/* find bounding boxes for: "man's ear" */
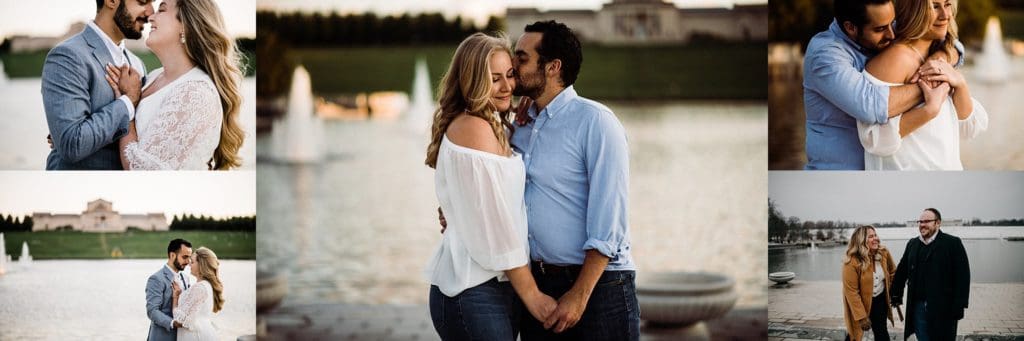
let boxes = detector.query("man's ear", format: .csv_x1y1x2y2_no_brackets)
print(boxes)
841,21,859,39
546,59,563,83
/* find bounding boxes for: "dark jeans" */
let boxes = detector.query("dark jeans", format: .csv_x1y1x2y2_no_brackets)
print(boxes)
520,267,640,341
869,291,890,341
914,300,930,341
429,278,522,341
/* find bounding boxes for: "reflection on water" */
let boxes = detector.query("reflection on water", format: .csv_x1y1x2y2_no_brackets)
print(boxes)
0,259,255,339
257,101,768,307
769,227,1024,282
0,78,258,170
769,57,1024,170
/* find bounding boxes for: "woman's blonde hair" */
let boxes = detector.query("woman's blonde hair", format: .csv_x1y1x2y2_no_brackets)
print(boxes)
177,0,245,170
894,0,959,57
192,247,225,313
425,32,515,168
843,225,877,271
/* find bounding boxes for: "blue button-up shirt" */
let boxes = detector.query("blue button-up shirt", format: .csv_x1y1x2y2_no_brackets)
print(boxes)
510,86,634,271
803,20,965,170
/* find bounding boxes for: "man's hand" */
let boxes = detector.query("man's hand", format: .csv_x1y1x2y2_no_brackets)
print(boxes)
919,79,950,116
543,286,590,333
173,320,183,328
437,207,446,234
514,97,534,126
859,317,871,331
47,134,54,149
105,63,142,107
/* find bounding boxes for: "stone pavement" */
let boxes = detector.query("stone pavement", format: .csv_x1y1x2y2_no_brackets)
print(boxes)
768,280,1024,340
261,303,767,340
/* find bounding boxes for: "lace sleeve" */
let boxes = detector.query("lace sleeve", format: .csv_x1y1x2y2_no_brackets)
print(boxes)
122,80,222,170
173,281,209,330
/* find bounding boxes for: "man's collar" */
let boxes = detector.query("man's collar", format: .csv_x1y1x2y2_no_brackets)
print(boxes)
534,85,577,119
919,230,939,245
165,263,179,274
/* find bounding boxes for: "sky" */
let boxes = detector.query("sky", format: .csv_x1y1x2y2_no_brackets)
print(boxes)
0,0,256,39
0,171,256,222
256,0,768,26
769,172,1024,223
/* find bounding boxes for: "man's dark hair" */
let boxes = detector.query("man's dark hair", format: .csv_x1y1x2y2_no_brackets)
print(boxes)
924,208,942,222
834,0,891,30
523,20,582,87
167,239,192,255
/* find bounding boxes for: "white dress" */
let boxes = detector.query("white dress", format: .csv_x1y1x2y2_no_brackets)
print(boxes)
174,280,218,341
857,71,988,170
123,67,223,170
425,135,530,297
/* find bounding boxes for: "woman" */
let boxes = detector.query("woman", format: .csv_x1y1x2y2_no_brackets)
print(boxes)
105,0,244,170
857,0,988,170
842,226,896,340
423,32,557,340
171,247,225,341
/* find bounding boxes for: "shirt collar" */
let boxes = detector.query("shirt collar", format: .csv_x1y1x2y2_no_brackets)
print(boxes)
828,19,876,58
532,85,578,119
87,21,127,59
165,263,179,274
919,230,938,245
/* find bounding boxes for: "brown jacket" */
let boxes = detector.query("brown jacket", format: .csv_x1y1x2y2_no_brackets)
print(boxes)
842,247,896,340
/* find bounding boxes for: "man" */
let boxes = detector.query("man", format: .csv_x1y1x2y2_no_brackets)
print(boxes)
42,0,152,170
510,21,638,340
891,208,970,341
803,0,963,170
146,238,194,341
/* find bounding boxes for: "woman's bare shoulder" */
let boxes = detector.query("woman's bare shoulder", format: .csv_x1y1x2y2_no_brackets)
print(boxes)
446,114,503,155
866,44,921,84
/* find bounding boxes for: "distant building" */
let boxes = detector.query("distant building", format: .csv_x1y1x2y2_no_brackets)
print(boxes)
904,219,965,228
32,199,168,232
505,0,767,45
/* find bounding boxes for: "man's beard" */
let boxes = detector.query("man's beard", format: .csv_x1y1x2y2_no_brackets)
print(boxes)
513,69,545,99
115,2,144,40
173,258,185,271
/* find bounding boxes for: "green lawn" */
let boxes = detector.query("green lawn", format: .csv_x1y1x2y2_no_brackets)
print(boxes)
1,231,255,260
287,43,768,100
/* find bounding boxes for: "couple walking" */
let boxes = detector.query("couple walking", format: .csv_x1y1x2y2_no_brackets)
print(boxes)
842,208,970,341
42,0,244,170
423,21,639,340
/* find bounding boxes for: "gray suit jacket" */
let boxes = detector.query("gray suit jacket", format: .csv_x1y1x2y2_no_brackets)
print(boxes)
41,25,146,170
146,265,177,341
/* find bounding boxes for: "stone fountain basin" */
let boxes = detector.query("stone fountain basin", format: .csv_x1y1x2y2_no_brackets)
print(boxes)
257,269,289,313
768,271,796,284
637,272,738,327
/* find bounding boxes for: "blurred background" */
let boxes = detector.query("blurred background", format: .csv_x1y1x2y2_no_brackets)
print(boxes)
255,0,769,338
0,0,257,170
0,171,256,339
768,0,1024,170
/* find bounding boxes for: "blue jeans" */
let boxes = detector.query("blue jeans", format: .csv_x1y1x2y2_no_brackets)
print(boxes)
521,268,640,341
429,278,521,341
913,301,929,341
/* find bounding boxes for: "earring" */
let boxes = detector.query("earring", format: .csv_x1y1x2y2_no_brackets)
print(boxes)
180,32,186,44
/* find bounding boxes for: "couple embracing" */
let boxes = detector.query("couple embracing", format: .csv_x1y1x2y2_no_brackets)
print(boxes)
423,21,639,340
805,0,989,171
42,0,244,170
147,239,227,341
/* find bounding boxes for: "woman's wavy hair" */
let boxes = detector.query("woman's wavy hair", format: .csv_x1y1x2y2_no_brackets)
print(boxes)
177,0,245,170
894,0,959,57
425,32,515,168
192,247,225,313
843,225,878,271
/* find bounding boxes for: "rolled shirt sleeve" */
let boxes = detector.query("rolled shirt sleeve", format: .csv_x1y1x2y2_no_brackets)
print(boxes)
582,108,631,260
804,43,890,125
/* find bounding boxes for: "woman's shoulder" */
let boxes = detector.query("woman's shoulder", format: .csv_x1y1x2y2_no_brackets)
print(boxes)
445,114,504,156
866,44,921,84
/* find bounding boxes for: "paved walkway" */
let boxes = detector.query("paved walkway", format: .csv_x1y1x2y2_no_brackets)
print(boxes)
768,280,1024,340
261,303,767,340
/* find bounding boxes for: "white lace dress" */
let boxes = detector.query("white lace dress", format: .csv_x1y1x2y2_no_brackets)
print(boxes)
857,71,988,170
123,67,223,170
174,280,217,341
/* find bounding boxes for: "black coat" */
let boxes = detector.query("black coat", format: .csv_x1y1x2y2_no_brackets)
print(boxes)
891,230,970,341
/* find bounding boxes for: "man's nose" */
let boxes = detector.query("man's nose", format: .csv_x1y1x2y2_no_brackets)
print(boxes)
884,26,895,40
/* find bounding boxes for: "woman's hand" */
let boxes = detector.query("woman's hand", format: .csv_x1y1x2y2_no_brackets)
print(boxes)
859,317,871,331
919,79,950,118
104,63,142,107
514,97,534,126
918,59,965,90
105,63,123,98
523,290,558,322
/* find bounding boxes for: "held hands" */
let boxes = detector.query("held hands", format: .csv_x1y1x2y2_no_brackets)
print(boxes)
105,63,142,107
859,317,871,331
544,287,589,333
917,59,965,90
437,207,446,234
918,78,951,118
523,290,558,323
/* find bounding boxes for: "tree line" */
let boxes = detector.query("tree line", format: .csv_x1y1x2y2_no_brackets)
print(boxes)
0,214,33,232
257,11,505,47
169,215,255,231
